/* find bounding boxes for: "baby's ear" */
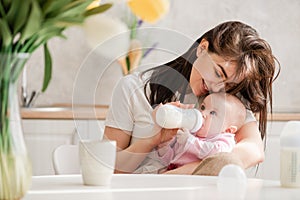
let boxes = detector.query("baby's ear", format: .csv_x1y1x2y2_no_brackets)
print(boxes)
225,126,237,134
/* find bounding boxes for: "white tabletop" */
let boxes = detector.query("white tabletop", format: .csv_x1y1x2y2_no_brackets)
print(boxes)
23,174,300,200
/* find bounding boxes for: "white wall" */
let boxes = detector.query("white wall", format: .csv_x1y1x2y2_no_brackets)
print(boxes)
24,0,300,112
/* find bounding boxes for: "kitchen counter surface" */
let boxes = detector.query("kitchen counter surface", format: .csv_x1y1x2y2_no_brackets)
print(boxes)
21,105,300,121
268,112,300,121
21,105,108,120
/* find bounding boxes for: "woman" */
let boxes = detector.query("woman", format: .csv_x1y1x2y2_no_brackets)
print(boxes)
104,21,280,174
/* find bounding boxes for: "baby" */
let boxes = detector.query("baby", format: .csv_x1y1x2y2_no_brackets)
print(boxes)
134,92,246,173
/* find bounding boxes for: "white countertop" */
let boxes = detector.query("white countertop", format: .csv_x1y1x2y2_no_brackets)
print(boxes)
23,174,300,200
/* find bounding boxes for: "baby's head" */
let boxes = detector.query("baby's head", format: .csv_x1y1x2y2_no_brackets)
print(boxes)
195,92,246,138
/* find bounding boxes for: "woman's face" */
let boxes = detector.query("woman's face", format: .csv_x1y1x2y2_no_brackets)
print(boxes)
190,47,240,97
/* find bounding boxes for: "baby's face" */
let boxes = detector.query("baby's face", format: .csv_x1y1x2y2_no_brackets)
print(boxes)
194,94,229,138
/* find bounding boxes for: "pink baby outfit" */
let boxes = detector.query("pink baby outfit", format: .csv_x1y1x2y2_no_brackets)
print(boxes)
133,128,236,173
157,128,236,169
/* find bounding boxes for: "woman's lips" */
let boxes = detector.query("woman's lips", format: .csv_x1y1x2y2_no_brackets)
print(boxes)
202,80,209,93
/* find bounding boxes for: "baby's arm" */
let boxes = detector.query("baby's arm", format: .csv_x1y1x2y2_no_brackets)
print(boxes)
157,140,173,156
155,138,176,166
185,133,236,159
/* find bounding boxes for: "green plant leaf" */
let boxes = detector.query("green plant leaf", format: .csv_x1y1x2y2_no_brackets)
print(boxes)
30,27,65,52
41,43,52,92
84,3,113,17
42,0,73,16
0,0,7,18
0,19,12,49
58,0,91,18
0,0,11,11
1,0,112,92
20,0,42,42
43,16,85,28
7,0,31,34
55,17,85,27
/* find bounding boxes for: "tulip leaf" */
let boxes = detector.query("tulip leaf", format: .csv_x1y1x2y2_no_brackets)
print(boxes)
43,0,74,16
0,19,12,48
42,43,52,92
1,0,10,10
58,0,91,18
55,17,85,27
20,0,42,42
44,16,85,28
84,3,113,17
7,0,31,34
30,27,65,51
0,0,112,92
0,3,5,18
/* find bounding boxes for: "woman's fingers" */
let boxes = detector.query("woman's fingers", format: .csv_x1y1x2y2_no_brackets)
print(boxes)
151,101,193,145
167,101,195,109
152,103,163,122
168,101,181,106
160,128,178,143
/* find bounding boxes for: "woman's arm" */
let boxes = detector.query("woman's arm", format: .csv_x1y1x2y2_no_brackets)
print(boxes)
232,121,264,168
104,126,178,173
104,126,156,173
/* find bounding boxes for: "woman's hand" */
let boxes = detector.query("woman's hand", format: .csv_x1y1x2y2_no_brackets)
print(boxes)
149,124,178,147
168,101,195,109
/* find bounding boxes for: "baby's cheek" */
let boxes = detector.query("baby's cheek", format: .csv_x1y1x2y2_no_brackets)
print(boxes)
195,129,208,138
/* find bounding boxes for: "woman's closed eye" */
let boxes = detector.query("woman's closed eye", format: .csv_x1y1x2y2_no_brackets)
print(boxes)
215,69,222,78
214,65,227,81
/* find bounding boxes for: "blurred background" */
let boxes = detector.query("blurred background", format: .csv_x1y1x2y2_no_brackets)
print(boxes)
23,0,300,113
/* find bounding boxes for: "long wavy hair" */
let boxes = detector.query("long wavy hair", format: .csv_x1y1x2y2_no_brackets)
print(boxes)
142,21,280,140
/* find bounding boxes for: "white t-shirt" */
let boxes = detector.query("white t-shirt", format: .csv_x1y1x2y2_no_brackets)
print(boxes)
105,72,155,144
105,71,256,144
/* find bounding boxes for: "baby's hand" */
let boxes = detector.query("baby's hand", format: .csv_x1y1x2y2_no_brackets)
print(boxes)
176,128,191,144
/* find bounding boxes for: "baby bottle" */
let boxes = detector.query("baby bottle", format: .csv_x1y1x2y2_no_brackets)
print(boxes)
155,104,203,132
280,121,300,187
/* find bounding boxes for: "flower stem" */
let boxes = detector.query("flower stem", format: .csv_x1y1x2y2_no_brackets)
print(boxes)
130,16,138,40
0,57,11,153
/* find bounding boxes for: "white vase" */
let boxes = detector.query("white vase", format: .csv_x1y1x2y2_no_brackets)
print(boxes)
0,53,32,200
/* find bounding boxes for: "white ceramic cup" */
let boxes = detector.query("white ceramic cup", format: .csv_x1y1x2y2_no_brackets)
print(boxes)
79,139,116,186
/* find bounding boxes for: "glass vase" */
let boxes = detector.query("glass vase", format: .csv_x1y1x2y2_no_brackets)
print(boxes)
0,53,32,200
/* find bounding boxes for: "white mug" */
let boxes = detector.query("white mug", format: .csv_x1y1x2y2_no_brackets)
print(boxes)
79,139,116,186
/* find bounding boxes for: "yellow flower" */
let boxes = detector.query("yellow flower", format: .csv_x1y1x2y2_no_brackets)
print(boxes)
127,0,170,23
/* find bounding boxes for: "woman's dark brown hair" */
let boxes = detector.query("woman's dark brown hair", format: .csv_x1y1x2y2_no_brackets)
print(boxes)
142,21,280,140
